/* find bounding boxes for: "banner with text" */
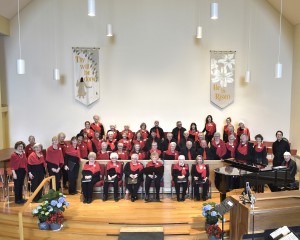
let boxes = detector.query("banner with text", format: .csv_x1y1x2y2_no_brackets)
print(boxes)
73,47,100,106
210,51,235,109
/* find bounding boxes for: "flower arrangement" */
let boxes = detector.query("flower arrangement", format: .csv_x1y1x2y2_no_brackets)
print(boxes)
202,202,222,225
207,224,222,239
46,212,64,224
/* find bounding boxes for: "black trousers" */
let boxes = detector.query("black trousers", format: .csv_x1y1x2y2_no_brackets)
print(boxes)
126,180,141,198
62,168,68,186
193,179,209,199
47,163,61,191
104,177,119,197
13,168,26,202
81,176,100,200
145,176,161,197
174,179,188,198
205,134,213,145
30,164,45,202
67,161,79,194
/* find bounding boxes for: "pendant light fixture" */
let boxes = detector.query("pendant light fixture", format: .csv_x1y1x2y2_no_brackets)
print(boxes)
106,24,113,37
53,0,60,81
196,0,202,39
211,2,218,20
17,0,25,74
245,2,252,83
275,0,283,79
88,0,96,17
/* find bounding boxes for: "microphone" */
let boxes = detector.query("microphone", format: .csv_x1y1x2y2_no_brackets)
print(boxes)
246,182,256,205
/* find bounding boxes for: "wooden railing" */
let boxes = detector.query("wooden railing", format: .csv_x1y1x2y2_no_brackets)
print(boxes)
18,176,56,240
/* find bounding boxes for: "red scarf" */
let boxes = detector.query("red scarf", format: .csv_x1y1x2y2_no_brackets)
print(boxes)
155,128,160,139
130,161,143,171
97,151,110,160
106,160,121,174
140,130,148,139
196,164,207,178
117,151,128,160
254,143,265,153
173,163,187,175
189,130,199,140
225,142,236,158
46,146,64,166
91,138,102,152
187,149,192,160
133,140,145,149
206,122,216,135
65,144,81,158
107,139,117,150
202,148,207,160
28,152,45,166
237,143,248,155
83,161,100,174
84,128,95,138
165,150,179,159
122,130,134,140
224,125,229,135
10,152,28,171
91,122,102,133
211,139,226,157
147,161,163,168
177,131,181,143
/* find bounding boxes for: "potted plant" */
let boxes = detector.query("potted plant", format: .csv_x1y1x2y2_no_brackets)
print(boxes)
202,202,222,231
207,224,222,240
46,211,64,231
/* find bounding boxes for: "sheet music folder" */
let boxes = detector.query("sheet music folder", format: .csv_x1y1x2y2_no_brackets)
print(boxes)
215,198,235,215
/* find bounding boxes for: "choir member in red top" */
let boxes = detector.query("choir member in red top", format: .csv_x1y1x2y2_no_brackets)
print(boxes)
191,155,209,201
46,136,64,190
164,142,179,160
90,115,105,139
103,152,123,202
77,133,89,159
253,134,268,165
144,152,164,202
202,115,216,145
172,155,190,201
58,132,68,188
91,131,102,153
118,132,132,152
235,134,254,164
81,152,101,204
132,132,146,150
25,135,35,158
189,123,200,142
224,134,237,159
115,143,129,160
172,121,186,145
210,132,227,160
64,137,81,195
150,120,165,141
121,125,134,140
81,121,95,140
162,133,176,151
106,124,120,140
180,141,197,160
28,143,46,202
82,132,93,153
196,140,214,160
149,142,162,159
138,122,150,140
227,125,238,145
106,131,118,151
11,141,27,204
124,153,144,202
237,120,250,143
223,117,232,143
97,142,111,160
130,143,146,160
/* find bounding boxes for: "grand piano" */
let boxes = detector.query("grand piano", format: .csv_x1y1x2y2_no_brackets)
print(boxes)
214,159,295,201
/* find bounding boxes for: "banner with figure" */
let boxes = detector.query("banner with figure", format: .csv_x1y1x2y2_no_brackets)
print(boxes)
210,51,236,109
73,47,100,106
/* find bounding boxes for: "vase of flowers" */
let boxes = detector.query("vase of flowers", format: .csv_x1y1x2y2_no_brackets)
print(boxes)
47,212,64,231
207,224,222,240
202,202,222,231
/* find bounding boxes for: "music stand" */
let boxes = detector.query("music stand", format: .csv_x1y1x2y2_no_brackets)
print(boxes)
215,198,235,240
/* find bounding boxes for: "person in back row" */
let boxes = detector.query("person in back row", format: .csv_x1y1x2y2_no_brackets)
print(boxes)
172,121,186,146
272,130,290,167
150,120,165,141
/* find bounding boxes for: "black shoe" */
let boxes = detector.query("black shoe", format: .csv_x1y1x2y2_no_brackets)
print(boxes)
87,198,92,204
144,195,150,202
181,196,185,202
114,197,119,202
196,196,200,201
177,197,180,202
15,200,23,204
20,199,27,204
202,196,208,201
131,196,135,202
83,198,87,203
134,195,138,200
103,195,108,202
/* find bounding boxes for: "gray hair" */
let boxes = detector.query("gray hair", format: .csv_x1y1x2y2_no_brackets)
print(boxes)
110,152,119,159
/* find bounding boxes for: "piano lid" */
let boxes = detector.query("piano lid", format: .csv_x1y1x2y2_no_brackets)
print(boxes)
214,166,250,176
223,159,273,172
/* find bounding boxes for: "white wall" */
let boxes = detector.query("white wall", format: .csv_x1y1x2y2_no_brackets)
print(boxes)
3,0,294,147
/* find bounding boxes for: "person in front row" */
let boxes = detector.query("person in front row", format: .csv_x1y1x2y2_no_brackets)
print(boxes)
103,152,122,202
191,155,209,201
282,152,298,188
172,155,189,202
81,152,100,204
144,152,164,202
124,154,144,202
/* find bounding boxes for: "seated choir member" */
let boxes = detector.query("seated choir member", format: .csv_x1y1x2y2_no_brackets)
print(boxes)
202,115,216,145
106,131,118,151
82,132,93,152
91,131,102,153
90,114,105,139
145,130,162,151
80,121,95,139
272,130,290,167
138,122,150,140
195,132,205,150
164,142,179,160
282,152,298,188
172,155,189,202
150,120,165,141
130,143,146,160
46,136,64,190
172,121,186,146
81,152,101,204
196,140,214,160
118,132,132,152
253,134,268,165
178,131,194,151
77,133,90,159
235,133,254,164
227,125,238,145
210,132,227,160
162,132,176,151
96,142,111,160
58,132,68,189
28,143,46,202
148,142,162,159
115,143,129,160
223,117,232,143
106,124,120,140
121,125,134,140
191,155,209,201
180,141,197,160
103,152,122,202
189,122,200,142
64,136,81,195
25,135,36,158
237,120,250,143
144,152,164,202
124,153,144,202
11,141,27,204
224,134,237,159
132,131,146,150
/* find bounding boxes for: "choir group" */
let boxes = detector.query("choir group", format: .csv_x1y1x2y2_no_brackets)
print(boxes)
10,114,296,205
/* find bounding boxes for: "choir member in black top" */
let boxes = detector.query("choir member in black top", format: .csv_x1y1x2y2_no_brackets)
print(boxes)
106,131,118,151
223,117,232,143
178,131,194,151
124,154,144,202
180,141,197,160
106,125,120,141
150,120,165,141
224,134,237,159
282,152,298,183
253,134,268,165
196,140,214,160
272,131,290,167
10,141,27,204
162,133,176,151
90,115,105,139
191,155,209,201
210,132,227,160
172,155,189,201
202,115,216,145
235,134,254,164
236,120,250,143
28,143,46,202
145,130,162,151
138,122,150,140
103,152,123,202
164,142,179,160
81,152,101,204
195,132,205,150
172,121,186,146
189,123,200,142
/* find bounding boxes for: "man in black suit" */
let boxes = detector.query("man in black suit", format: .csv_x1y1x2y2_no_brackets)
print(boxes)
180,141,197,160
172,121,186,146
150,120,165,141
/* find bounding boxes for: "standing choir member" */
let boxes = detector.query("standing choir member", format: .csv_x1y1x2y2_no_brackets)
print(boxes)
28,143,46,202
121,125,134,140
106,124,120,140
150,120,165,141
81,121,95,139
223,117,232,143
189,123,200,142
58,132,68,189
90,115,105,139
97,142,111,160
25,135,36,158
253,134,268,165
144,152,163,202
210,132,227,160
91,131,102,153
46,136,64,190
77,133,89,159
202,115,216,145
138,122,150,140
224,134,237,159
172,121,186,146
191,155,209,201
81,152,101,204
124,154,144,202
103,152,122,202
163,142,179,160
172,155,189,202
11,141,27,204
272,131,290,167
64,137,81,195
235,134,254,164
237,120,250,143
